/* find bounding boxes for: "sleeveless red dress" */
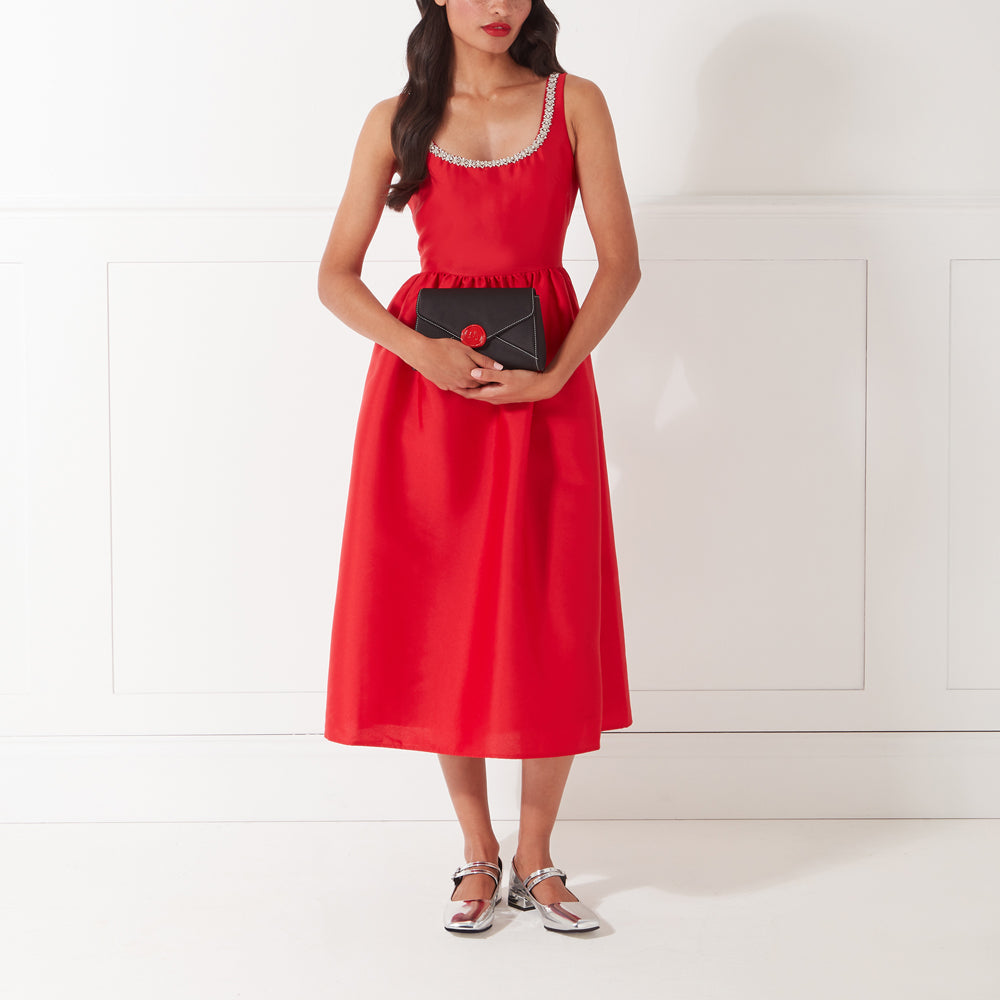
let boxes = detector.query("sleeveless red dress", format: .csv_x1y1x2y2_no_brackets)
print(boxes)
324,71,632,758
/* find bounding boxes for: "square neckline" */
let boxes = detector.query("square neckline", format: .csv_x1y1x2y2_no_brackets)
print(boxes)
428,72,559,169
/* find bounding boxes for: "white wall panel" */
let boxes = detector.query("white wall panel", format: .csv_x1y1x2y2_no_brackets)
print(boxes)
598,259,867,690
0,265,28,693
107,260,415,694
3,201,1000,741
948,259,1000,690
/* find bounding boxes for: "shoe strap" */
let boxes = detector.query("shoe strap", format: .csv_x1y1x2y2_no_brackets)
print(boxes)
451,859,502,889
523,866,567,894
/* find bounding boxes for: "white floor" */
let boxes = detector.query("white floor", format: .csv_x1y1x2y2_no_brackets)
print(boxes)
1,819,997,1000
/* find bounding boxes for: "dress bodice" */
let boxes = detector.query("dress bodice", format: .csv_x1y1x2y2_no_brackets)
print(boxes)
407,71,578,276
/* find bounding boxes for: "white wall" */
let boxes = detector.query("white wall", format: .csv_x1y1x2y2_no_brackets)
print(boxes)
3,1,1000,821
3,2,1000,203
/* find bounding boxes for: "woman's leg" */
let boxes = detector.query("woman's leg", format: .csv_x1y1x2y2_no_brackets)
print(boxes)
437,754,502,901
512,754,580,904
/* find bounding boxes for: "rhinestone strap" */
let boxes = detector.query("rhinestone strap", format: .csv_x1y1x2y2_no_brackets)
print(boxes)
429,72,559,168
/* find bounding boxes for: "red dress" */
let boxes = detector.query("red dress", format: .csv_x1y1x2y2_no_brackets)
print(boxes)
324,71,632,758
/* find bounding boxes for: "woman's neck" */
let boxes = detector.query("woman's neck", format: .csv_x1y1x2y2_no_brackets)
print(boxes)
448,43,535,99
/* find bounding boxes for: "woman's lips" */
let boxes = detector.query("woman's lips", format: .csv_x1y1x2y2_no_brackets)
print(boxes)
482,23,511,36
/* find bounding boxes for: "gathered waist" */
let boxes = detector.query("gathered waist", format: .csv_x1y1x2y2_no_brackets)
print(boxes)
417,262,568,278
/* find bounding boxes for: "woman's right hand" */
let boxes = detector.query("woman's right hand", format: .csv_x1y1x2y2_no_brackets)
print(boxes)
405,335,504,393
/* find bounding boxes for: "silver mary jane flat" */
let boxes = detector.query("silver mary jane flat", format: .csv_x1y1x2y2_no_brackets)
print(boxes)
443,857,503,932
507,859,600,932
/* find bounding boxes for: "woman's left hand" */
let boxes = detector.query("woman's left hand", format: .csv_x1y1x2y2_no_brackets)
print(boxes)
452,366,565,404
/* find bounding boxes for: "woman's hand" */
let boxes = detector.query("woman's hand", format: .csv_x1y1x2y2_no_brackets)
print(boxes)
405,336,565,403
453,365,565,404
405,336,505,393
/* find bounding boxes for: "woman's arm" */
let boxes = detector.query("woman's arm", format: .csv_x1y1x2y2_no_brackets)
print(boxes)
318,100,503,392
318,98,423,360
464,74,640,403
547,74,641,387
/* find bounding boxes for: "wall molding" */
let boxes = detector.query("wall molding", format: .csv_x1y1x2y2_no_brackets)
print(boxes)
3,193,1000,218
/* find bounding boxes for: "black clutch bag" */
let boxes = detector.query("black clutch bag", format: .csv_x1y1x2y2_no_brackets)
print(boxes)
414,287,546,372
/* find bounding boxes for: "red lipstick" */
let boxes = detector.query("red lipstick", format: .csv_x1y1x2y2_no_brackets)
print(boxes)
482,22,511,36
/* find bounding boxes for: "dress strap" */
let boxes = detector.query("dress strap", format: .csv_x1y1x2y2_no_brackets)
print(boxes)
554,71,572,157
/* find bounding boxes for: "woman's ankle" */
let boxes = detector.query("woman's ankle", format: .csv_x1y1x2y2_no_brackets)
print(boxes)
464,841,501,862
512,849,554,874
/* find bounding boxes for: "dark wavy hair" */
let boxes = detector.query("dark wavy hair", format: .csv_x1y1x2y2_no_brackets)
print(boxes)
386,0,565,211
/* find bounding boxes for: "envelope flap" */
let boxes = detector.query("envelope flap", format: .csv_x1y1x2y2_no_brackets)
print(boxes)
415,287,538,340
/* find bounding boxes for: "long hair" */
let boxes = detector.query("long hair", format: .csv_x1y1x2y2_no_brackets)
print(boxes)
386,0,565,212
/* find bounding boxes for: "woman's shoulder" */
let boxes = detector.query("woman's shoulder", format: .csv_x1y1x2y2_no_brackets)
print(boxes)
562,74,613,145
352,93,405,165
363,93,405,136
562,73,609,112
371,92,405,118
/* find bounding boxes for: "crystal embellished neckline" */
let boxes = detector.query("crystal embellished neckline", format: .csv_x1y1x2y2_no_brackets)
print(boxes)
428,72,559,169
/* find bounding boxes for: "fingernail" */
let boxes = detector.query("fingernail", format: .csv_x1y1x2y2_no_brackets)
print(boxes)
493,362,503,370
471,369,481,378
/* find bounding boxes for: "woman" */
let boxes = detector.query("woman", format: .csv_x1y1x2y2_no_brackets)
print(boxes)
319,0,640,933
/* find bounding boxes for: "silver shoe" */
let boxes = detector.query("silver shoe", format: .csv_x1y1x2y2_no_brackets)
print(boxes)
443,857,503,932
507,860,600,932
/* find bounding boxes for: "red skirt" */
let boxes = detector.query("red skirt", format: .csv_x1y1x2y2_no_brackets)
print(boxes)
324,265,632,758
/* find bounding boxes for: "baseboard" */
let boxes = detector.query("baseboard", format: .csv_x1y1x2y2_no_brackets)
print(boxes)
2,732,999,822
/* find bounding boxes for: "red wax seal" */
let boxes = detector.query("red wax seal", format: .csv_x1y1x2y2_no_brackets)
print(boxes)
460,324,487,348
